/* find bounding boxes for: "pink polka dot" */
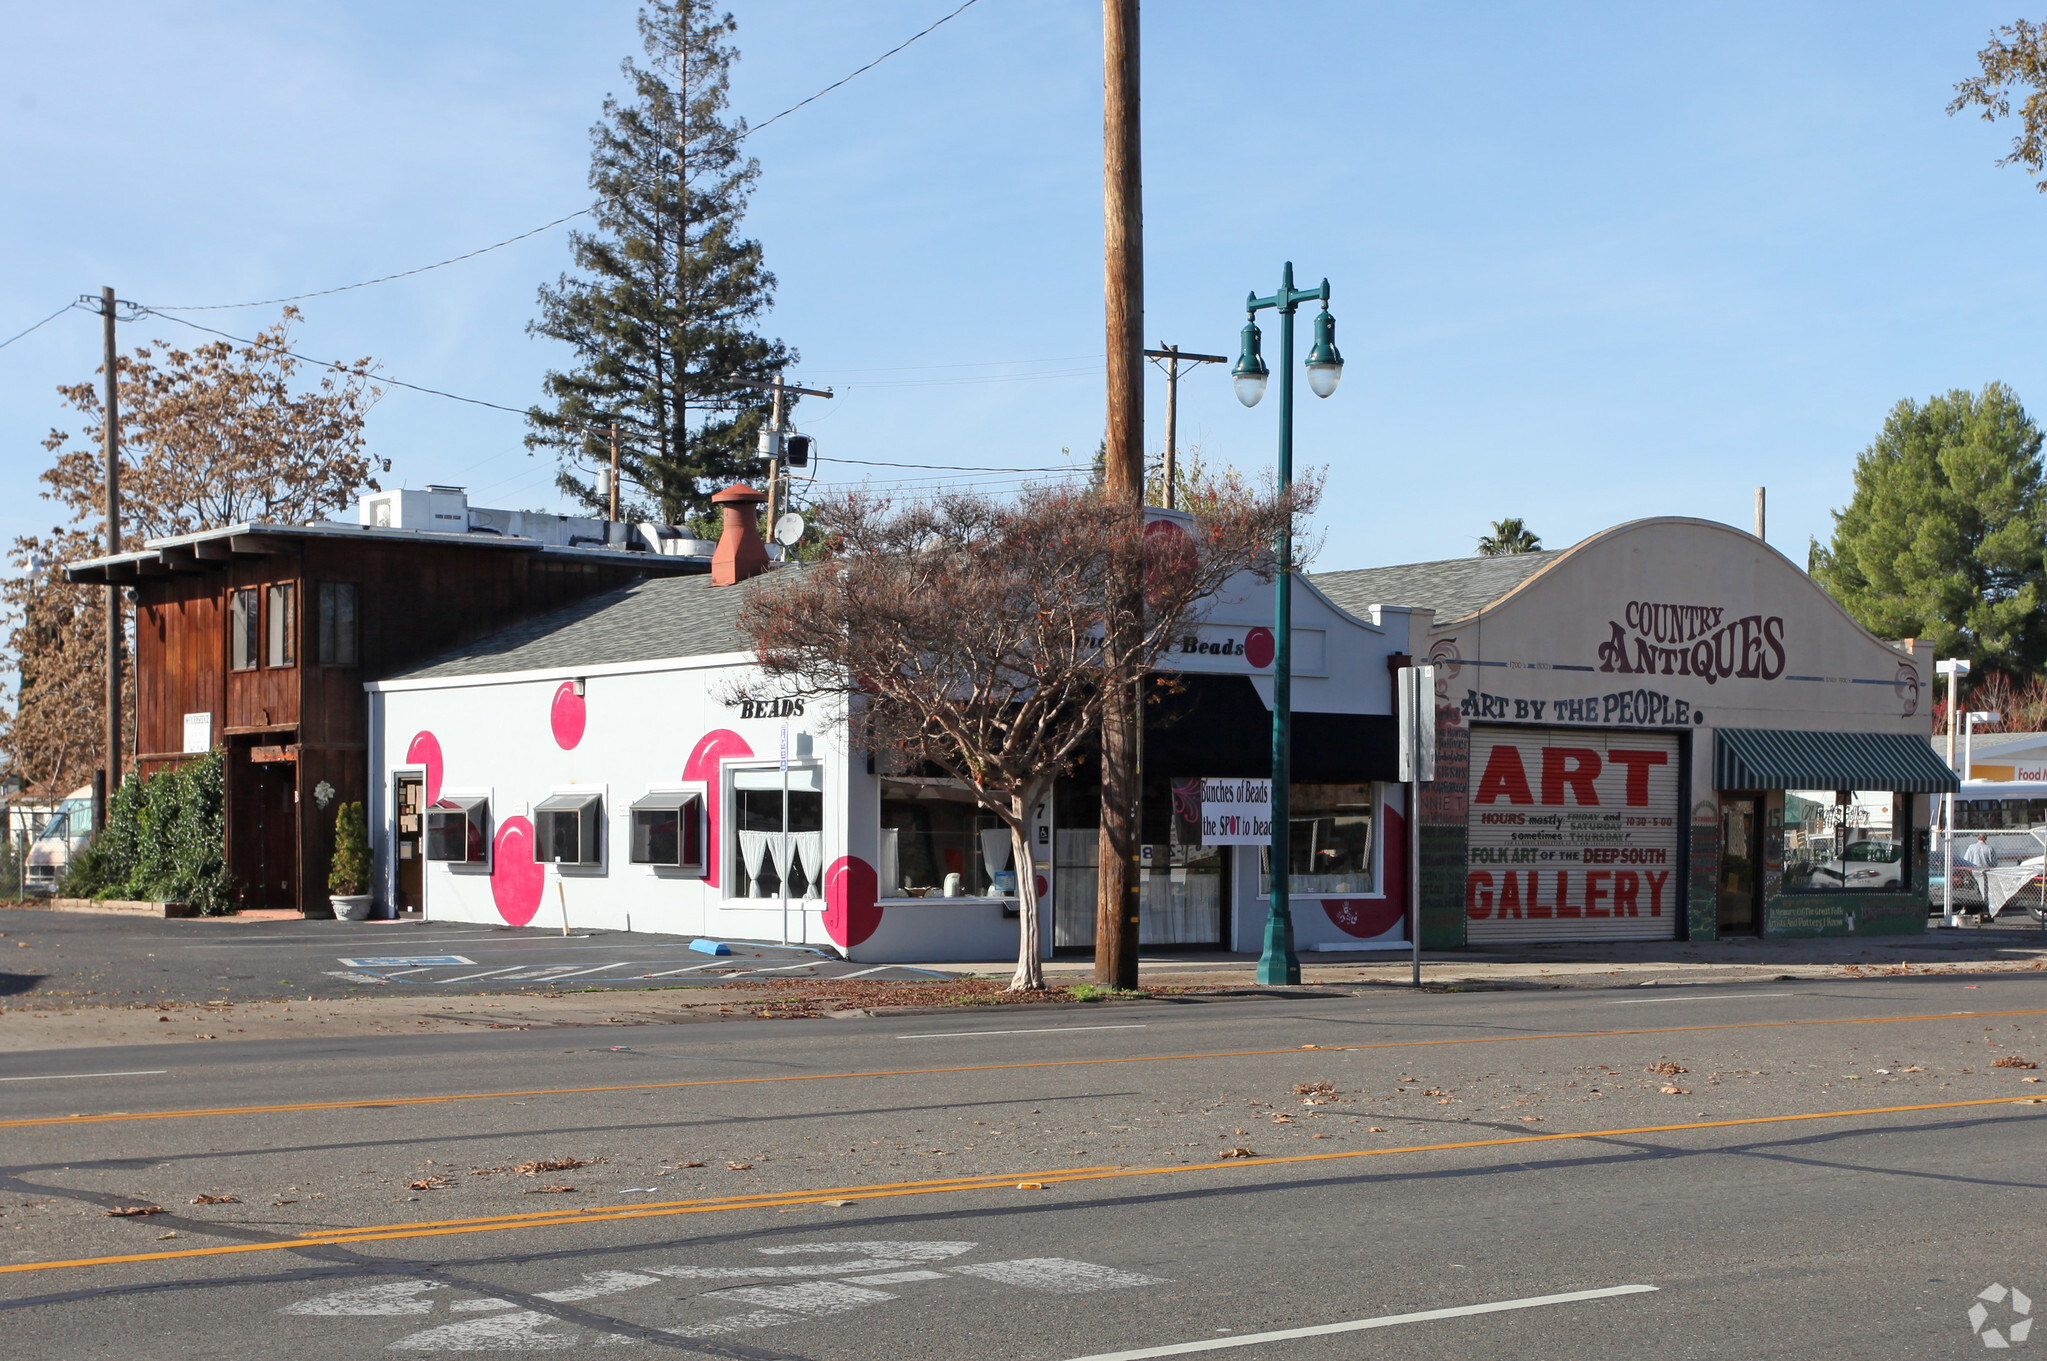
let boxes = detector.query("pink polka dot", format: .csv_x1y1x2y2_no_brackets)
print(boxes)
490,816,545,927
683,730,755,888
1321,898,1403,938
824,856,882,948
550,682,586,750
405,732,443,804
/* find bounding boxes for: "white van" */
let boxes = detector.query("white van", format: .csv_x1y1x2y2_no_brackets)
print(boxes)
22,786,95,898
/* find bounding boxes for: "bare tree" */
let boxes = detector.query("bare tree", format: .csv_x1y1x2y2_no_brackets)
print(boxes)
737,482,1308,990
1,308,379,792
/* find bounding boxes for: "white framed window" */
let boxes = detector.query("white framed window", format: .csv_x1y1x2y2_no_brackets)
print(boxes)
727,765,823,900
631,789,705,871
1260,781,1381,897
426,793,490,866
534,792,604,866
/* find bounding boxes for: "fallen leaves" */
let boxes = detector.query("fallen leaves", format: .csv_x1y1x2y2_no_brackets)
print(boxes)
1992,1056,2038,1070
406,1176,452,1191
188,1193,239,1205
1660,1085,1690,1096
1647,1060,1688,1076
1519,1116,1543,1123
523,1185,575,1195
105,1205,163,1217
1217,1147,1259,1159
1366,1126,1388,1133
726,1162,753,1171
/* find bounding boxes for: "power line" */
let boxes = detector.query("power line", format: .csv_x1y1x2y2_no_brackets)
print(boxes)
143,308,1081,479
140,309,531,415
148,212,591,313
740,0,981,142
141,0,986,314
0,302,82,351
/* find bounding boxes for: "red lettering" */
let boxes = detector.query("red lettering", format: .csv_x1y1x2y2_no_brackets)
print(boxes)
1465,871,1495,919
1541,747,1602,806
1528,869,1553,919
1585,869,1611,917
1498,870,1523,918
1475,744,1534,805
1614,870,1641,916
1556,870,1580,917
1645,869,1669,917
1607,749,1668,807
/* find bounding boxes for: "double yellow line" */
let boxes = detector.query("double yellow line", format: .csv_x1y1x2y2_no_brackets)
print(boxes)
5,1094,2037,1277
7,1006,2044,1134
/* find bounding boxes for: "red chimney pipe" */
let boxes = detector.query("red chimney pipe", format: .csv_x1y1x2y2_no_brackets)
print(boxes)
710,484,770,586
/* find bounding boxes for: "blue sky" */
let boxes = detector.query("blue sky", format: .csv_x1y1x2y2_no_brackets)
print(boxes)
2,1,2042,573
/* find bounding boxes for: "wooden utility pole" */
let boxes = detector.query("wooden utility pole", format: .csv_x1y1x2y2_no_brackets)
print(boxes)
1143,345,1226,509
1097,0,1144,989
101,286,123,821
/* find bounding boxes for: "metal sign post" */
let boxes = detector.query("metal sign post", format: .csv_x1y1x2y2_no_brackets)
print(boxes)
1397,665,1436,989
779,722,791,948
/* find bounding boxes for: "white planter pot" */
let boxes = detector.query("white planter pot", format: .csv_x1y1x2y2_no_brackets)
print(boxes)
330,894,374,921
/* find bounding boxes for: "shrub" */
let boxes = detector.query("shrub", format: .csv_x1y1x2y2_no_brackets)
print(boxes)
62,753,233,914
329,801,370,896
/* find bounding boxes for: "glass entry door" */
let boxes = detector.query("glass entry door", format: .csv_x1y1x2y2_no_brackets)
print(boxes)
1719,797,1762,933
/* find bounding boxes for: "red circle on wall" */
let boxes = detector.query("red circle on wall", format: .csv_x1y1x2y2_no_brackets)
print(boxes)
1243,626,1275,670
405,731,444,804
550,682,587,750
490,816,545,927
1321,897,1404,939
823,856,882,948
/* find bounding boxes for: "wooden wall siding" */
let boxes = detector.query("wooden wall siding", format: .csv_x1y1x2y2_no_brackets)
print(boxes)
130,535,665,913
136,575,225,758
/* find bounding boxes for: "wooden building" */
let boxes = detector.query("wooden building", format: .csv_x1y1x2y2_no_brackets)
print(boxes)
68,498,706,915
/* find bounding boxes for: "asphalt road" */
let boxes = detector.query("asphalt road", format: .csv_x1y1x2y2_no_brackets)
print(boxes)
0,911,950,1007
4,975,2046,1357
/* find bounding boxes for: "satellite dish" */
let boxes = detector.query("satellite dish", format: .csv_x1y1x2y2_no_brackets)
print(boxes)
773,513,807,546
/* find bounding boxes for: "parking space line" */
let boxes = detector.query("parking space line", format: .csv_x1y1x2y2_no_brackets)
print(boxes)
2,1096,2032,1276
1060,1284,1660,1359
434,966,532,983
7,1005,2046,1133
0,1069,167,1083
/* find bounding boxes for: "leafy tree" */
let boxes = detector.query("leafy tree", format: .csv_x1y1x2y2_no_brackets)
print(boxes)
528,0,791,525
1809,382,2046,675
1476,517,1541,555
1,309,379,794
737,483,1307,990
1950,18,2047,190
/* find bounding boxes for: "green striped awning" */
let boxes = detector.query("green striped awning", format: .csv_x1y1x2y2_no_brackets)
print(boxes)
1713,727,1960,794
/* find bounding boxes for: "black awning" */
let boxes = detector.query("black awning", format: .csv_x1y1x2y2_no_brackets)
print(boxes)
1144,675,1398,784
1713,727,1960,794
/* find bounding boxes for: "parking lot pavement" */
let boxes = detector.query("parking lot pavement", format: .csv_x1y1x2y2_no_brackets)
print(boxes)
0,908,951,1008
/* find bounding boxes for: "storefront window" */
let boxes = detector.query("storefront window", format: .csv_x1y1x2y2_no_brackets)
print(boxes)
1782,790,1905,892
733,788,823,899
880,791,1012,898
1261,783,1376,895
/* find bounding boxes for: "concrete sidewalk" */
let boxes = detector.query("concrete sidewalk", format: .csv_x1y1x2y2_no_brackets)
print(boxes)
924,923,2047,991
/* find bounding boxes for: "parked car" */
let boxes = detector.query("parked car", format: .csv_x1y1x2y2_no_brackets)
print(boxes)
22,786,94,897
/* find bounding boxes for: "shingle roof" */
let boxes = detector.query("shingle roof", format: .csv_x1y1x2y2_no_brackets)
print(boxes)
390,571,779,680
1310,551,1558,622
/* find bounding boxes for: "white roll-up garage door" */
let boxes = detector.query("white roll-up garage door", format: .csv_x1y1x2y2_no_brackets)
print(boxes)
1465,726,1681,943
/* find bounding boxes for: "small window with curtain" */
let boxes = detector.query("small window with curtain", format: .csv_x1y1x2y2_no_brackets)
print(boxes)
265,583,295,668
228,588,259,671
318,582,357,666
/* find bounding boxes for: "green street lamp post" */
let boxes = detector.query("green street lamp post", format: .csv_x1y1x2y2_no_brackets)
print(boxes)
1233,261,1343,986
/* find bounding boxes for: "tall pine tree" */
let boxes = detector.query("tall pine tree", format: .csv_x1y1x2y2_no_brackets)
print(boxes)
1810,382,2047,676
528,1,791,526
